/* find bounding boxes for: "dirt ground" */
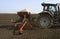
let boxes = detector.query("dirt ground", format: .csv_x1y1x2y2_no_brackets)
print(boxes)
0,25,60,39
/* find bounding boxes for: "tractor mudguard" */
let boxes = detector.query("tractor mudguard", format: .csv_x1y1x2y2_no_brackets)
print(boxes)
39,11,53,17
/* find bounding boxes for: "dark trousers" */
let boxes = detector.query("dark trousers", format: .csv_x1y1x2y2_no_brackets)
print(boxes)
13,25,20,35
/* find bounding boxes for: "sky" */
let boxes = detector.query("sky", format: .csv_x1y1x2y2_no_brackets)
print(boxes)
0,0,60,14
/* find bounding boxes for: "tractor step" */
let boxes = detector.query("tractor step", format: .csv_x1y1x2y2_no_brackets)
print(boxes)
54,23,60,26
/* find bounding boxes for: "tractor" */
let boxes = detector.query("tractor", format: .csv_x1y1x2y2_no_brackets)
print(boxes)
38,3,60,28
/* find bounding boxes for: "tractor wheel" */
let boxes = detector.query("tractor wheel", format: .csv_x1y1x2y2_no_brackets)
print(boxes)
38,14,52,28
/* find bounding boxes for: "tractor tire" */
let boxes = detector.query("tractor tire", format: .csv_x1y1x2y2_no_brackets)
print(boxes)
38,14,52,28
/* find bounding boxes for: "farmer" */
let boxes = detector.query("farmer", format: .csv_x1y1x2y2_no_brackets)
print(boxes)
19,14,32,34
13,9,32,35
13,14,32,35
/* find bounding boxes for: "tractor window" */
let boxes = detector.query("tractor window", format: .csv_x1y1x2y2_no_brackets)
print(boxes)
59,6,60,10
44,6,48,10
49,6,56,13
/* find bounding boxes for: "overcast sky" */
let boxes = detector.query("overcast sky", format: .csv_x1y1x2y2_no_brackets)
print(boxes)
0,0,60,14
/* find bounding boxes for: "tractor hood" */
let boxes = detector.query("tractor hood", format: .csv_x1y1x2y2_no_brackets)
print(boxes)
39,11,53,17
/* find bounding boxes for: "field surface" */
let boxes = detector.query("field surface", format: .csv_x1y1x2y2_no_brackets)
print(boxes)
0,14,60,39
0,25,60,39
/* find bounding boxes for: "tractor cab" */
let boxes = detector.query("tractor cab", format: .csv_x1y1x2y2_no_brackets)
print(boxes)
42,3,57,15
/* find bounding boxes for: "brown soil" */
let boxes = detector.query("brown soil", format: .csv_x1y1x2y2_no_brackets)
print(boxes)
0,25,60,39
